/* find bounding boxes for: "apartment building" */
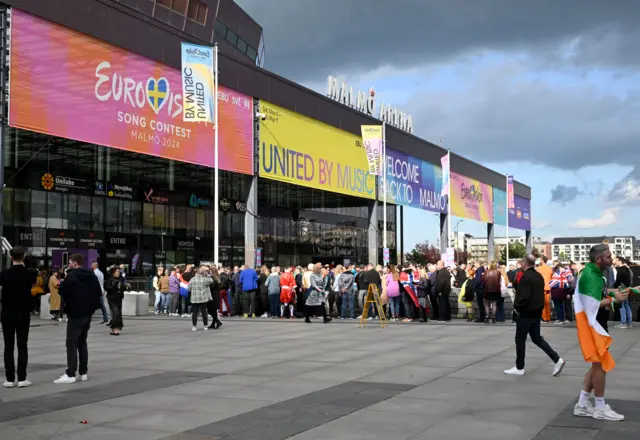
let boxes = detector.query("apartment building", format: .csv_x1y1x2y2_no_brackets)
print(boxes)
551,236,635,262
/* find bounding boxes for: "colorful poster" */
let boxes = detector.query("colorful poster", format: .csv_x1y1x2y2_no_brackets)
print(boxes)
378,148,447,213
259,101,375,199
440,153,450,196
9,10,253,175
509,195,531,230
493,188,507,226
450,172,494,223
360,125,383,176
507,175,515,209
180,43,215,123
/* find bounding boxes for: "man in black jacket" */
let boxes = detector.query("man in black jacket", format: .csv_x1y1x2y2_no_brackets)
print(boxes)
434,260,452,322
54,253,102,385
0,247,38,388
363,264,381,319
504,254,565,377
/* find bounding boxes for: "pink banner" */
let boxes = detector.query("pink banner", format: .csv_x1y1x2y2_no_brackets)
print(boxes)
450,172,494,223
9,10,254,175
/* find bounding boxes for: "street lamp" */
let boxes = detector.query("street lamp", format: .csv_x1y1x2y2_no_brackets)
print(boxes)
454,219,463,262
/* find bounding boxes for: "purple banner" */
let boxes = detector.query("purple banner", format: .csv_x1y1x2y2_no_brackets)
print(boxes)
508,195,531,230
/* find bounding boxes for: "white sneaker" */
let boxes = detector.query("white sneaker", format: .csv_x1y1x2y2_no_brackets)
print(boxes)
54,374,76,384
574,401,595,417
203,326,208,331
17,380,31,388
2,380,15,388
183,314,189,318
615,324,627,329
261,313,268,318
154,311,159,315
80,374,88,382
552,358,566,377
192,326,197,332
357,315,363,319
504,366,525,376
592,404,624,421
554,320,564,325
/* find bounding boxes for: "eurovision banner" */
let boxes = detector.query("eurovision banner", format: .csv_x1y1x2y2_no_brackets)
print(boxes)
493,188,507,226
440,153,450,196
509,195,531,230
450,172,494,223
9,10,253,175
180,43,215,123
378,148,447,213
259,101,375,199
507,175,515,209
360,125,383,176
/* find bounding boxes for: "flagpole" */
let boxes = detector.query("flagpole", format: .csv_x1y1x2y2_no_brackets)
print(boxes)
382,121,387,256
506,174,509,265
447,149,451,249
213,44,219,265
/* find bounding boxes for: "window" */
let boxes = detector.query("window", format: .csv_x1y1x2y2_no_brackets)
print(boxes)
236,37,247,54
187,0,208,24
214,20,228,38
157,0,188,15
226,29,238,46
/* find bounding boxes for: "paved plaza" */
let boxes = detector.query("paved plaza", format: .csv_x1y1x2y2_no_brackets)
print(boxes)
0,317,638,440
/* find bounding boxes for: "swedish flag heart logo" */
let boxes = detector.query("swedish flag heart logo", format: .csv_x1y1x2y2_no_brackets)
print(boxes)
146,77,170,114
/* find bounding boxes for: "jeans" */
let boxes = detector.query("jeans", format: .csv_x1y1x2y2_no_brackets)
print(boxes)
268,294,280,317
1,309,31,382
160,293,171,313
388,296,401,317
170,292,180,314
99,294,109,322
243,290,256,315
515,316,560,370
552,299,565,322
358,290,367,314
191,303,208,327
620,299,633,325
154,291,162,313
475,288,485,321
66,316,92,377
341,291,356,318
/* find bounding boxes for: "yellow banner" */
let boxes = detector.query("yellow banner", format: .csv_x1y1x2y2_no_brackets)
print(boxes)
259,101,375,199
361,125,383,176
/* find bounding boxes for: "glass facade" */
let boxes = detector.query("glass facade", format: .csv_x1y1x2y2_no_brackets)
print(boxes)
2,127,248,274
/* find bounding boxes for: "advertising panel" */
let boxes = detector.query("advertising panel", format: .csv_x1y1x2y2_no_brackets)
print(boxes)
450,173,494,223
493,188,507,226
258,101,375,199
9,10,253,175
378,148,446,213
180,43,215,123
509,195,532,230
360,125,383,176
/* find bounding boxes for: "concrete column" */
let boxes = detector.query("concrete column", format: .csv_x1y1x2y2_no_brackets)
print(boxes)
439,213,448,254
368,201,378,265
487,223,495,262
244,175,258,267
526,230,532,254
399,206,404,266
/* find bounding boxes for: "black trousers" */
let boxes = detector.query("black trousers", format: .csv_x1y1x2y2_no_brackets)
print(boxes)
242,290,257,316
439,293,451,321
206,300,221,326
402,291,415,319
108,298,123,329
515,316,560,370
192,303,208,327
429,293,439,320
66,316,92,377
1,309,31,382
475,288,486,321
305,304,327,320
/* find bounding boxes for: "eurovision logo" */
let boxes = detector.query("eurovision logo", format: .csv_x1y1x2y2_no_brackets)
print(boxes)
460,183,484,203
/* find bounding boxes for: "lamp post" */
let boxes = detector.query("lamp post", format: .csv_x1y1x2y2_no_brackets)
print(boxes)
454,219,463,262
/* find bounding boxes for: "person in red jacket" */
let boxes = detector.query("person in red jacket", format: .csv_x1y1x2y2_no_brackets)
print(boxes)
280,267,296,318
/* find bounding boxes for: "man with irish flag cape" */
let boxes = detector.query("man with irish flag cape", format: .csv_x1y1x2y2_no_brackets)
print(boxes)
573,244,628,422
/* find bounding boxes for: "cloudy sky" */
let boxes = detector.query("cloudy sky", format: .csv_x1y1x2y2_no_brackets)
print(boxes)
237,0,640,250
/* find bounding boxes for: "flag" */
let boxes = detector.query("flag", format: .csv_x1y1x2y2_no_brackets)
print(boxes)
441,153,450,196
507,175,515,209
361,125,383,176
400,271,420,309
574,263,616,372
181,43,215,123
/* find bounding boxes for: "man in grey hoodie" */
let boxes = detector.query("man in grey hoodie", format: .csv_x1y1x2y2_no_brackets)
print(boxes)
338,264,356,319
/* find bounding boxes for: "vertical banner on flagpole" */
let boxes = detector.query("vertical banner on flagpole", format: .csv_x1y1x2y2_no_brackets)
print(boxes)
361,125,383,176
383,248,390,265
180,43,215,123
507,175,515,210
441,151,451,248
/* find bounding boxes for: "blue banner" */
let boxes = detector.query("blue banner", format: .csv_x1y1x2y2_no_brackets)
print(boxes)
493,188,507,226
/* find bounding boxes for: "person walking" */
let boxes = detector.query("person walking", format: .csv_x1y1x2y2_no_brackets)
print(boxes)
572,244,628,421
504,254,565,377
104,267,125,336
0,247,38,388
305,264,332,323
91,262,108,325
188,265,213,331
240,265,258,318
55,253,102,384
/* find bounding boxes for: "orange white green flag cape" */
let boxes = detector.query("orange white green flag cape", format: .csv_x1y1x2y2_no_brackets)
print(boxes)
574,263,615,372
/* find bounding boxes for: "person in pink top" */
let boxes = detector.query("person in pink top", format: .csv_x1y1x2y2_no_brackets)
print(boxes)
386,265,402,321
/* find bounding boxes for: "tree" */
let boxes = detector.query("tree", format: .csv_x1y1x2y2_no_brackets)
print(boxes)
500,242,526,264
454,249,469,264
558,252,568,262
405,241,441,265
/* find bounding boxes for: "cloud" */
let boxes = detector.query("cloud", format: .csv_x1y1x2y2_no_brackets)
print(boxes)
569,208,619,229
550,185,583,205
237,0,640,80
533,220,553,230
609,167,640,203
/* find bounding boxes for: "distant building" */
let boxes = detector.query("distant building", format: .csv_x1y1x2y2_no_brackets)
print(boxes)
551,236,635,262
467,236,544,262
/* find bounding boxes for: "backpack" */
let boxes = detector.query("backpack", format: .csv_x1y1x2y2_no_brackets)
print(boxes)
220,273,230,290
462,279,474,302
